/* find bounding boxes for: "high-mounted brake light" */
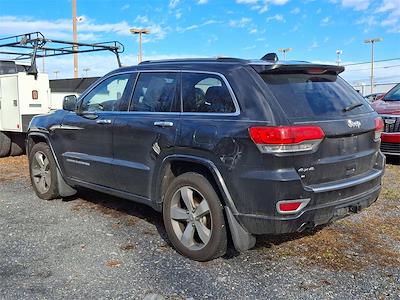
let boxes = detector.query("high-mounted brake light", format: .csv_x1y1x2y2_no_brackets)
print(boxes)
249,126,325,154
374,117,384,141
307,68,327,75
276,199,310,214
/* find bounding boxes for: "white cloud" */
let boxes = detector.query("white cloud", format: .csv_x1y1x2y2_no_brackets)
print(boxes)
177,20,218,33
290,7,300,14
175,10,182,19
135,15,149,24
236,0,289,14
320,16,332,26
121,4,130,11
376,0,400,32
236,0,258,3
266,14,285,22
308,40,319,51
332,0,371,11
169,0,180,9
197,0,209,4
249,28,258,34
316,8,322,14
244,45,256,50
229,17,252,27
0,15,170,44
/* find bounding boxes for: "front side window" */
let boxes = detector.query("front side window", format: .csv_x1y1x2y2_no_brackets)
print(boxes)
130,72,179,112
81,74,131,112
182,73,236,113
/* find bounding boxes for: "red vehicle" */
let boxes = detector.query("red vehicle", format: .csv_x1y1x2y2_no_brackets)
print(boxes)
372,83,400,156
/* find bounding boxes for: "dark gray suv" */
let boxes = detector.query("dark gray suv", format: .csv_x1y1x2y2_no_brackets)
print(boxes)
27,56,385,261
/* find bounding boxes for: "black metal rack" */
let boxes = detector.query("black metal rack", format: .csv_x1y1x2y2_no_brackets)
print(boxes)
0,32,124,75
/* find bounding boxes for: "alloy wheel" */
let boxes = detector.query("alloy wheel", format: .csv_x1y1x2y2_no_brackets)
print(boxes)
31,151,52,194
170,186,213,251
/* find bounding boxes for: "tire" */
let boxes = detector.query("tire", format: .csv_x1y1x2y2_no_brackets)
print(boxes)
10,134,25,156
29,142,60,200
0,131,11,158
163,172,227,261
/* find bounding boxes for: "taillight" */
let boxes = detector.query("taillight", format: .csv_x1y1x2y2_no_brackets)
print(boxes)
249,126,325,154
276,199,310,214
374,117,384,141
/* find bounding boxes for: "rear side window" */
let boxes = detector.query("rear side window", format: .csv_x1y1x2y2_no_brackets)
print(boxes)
261,74,373,119
182,73,236,113
130,72,179,112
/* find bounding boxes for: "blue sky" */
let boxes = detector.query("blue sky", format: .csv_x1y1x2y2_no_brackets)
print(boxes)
1,0,399,83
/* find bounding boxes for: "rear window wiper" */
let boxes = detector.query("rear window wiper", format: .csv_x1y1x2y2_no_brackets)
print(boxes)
343,103,363,112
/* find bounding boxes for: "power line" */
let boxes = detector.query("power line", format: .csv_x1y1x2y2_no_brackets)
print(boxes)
343,57,400,66
344,64,400,72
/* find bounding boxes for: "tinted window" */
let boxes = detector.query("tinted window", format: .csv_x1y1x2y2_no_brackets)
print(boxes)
130,72,179,112
261,74,372,119
0,61,17,75
383,84,400,101
182,73,236,113
81,74,131,112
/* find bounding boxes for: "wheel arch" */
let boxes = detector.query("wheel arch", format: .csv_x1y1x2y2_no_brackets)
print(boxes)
154,154,239,215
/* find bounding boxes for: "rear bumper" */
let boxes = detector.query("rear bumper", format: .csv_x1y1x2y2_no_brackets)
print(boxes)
230,152,385,235
236,183,381,235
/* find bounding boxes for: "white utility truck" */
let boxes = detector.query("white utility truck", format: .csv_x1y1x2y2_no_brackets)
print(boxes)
0,61,51,156
0,32,123,157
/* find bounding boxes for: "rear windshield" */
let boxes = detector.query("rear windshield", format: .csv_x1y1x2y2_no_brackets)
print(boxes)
261,73,372,120
383,84,400,101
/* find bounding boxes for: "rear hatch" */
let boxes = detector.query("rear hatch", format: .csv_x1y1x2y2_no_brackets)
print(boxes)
252,63,381,187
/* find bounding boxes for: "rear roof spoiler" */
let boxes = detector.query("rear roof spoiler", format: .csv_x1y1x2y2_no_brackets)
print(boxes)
251,63,345,75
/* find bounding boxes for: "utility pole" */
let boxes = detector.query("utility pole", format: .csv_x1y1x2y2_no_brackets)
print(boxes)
336,49,343,66
72,0,78,78
54,70,59,79
278,48,292,60
364,38,383,94
130,28,150,63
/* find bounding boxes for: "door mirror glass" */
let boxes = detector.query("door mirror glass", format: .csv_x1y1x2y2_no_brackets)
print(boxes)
63,95,78,111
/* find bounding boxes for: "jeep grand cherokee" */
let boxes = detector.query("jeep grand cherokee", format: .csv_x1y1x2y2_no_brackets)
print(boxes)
27,55,385,261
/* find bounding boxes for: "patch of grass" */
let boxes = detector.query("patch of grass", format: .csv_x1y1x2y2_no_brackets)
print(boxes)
125,216,139,226
105,259,122,268
0,155,29,182
120,243,136,251
71,199,123,218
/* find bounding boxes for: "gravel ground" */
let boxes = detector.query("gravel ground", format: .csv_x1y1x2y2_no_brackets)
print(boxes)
0,156,399,300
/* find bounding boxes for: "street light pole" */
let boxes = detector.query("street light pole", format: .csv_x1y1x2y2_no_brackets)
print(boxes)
364,38,383,94
336,49,343,66
130,28,150,64
278,48,292,60
72,0,78,78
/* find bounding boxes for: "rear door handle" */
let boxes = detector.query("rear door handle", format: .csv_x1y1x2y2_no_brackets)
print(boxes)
154,121,174,127
96,119,112,124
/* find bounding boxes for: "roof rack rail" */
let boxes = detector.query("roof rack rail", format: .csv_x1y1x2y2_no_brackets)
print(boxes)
139,57,248,65
0,32,124,75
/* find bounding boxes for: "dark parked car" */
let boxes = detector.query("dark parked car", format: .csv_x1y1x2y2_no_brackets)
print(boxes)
372,83,400,156
27,56,385,261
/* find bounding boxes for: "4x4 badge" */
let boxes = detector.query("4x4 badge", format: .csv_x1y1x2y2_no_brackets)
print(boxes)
347,119,361,128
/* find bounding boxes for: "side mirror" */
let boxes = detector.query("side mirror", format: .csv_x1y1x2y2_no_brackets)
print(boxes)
63,95,78,111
